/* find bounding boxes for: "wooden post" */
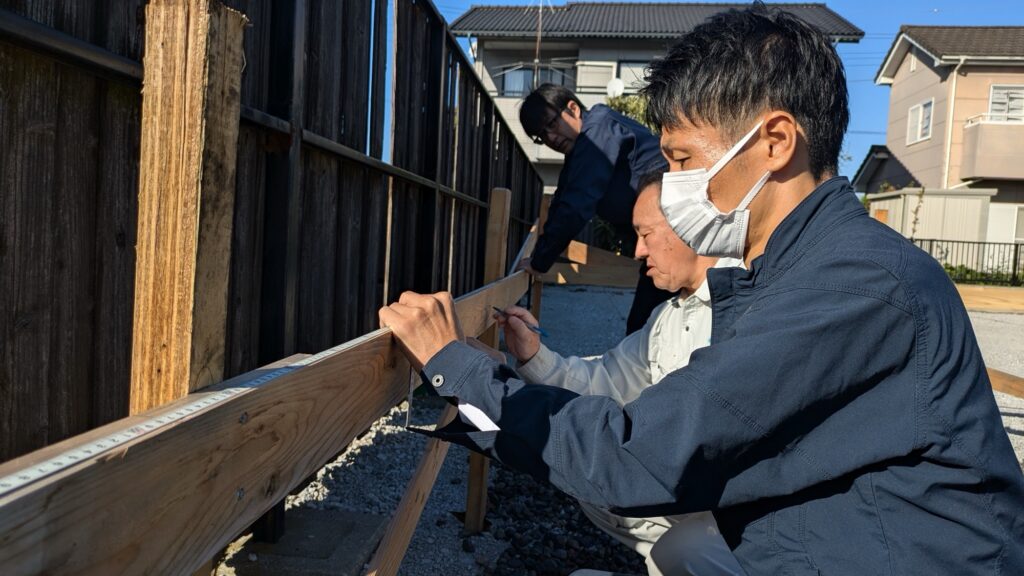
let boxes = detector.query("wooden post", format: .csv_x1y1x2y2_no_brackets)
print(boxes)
129,0,247,414
463,188,512,534
529,194,552,321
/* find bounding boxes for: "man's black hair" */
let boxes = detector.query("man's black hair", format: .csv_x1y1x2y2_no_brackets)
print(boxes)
519,84,587,138
637,170,665,194
641,1,848,179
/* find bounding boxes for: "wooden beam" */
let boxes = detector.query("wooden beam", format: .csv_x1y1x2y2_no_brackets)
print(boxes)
990,368,1024,399
130,0,247,414
529,195,552,321
365,404,457,576
539,261,639,289
564,240,637,268
465,188,512,534
0,273,529,576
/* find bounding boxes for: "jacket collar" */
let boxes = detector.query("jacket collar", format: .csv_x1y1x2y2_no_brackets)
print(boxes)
752,176,863,281
707,177,863,298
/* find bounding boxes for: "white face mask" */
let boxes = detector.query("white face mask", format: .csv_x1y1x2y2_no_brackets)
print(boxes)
660,122,772,258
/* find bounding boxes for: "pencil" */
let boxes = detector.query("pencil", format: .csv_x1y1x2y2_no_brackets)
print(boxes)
492,306,549,337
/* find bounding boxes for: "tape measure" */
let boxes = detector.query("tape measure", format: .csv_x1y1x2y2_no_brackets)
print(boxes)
0,340,351,499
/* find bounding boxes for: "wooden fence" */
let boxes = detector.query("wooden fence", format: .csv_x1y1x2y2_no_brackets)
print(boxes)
0,0,542,462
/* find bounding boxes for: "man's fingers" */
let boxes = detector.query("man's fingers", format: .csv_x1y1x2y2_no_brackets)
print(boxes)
504,306,539,326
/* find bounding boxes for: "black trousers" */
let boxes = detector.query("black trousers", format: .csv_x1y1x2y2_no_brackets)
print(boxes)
626,264,676,335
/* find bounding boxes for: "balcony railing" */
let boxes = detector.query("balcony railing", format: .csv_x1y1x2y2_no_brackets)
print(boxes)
965,112,1024,125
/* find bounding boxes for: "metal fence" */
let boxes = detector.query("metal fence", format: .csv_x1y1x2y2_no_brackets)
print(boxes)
913,239,1023,286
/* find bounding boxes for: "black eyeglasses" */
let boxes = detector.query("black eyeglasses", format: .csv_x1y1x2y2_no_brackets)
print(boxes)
530,107,566,145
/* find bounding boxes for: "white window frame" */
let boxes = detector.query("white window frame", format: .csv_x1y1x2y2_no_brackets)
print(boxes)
617,61,648,92
906,98,934,145
909,50,917,73
989,84,1024,123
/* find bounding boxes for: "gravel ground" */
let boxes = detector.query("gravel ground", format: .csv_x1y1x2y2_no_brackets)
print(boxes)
280,286,1023,576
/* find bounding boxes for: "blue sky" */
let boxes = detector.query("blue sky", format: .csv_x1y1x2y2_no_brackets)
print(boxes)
426,0,1024,177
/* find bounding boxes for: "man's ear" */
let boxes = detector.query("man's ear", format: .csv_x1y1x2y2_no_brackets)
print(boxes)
761,111,799,173
566,100,581,118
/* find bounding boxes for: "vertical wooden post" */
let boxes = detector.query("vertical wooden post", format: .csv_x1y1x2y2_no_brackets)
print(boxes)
529,194,552,321
464,187,512,534
129,0,247,414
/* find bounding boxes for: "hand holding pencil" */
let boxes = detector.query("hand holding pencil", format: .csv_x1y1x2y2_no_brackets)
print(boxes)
492,305,544,363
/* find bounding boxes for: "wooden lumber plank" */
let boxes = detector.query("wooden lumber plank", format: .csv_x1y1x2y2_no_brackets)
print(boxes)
465,188,512,534
0,272,529,576
364,404,458,576
564,240,636,268
990,368,1024,400
130,0,247,413
539,262,639,289
530,194,552,321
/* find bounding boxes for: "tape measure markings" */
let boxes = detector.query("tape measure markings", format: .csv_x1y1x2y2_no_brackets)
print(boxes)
0,365,300,498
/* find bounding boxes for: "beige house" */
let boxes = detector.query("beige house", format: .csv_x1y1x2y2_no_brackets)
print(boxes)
452,2,862,192
856,26,1024,244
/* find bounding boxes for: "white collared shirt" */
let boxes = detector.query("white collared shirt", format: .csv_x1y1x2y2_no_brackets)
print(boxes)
517,257,743,406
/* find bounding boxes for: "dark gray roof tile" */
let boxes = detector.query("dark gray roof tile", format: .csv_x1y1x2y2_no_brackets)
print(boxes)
901,26,1024,59
450,2,863,41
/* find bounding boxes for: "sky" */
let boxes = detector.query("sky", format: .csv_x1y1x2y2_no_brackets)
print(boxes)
424,0,1024,178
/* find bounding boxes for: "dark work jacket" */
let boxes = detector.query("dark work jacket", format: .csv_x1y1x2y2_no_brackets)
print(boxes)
419,178,1024,574
529,104,667,272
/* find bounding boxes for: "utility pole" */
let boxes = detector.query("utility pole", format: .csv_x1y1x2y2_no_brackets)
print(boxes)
533,1,543,87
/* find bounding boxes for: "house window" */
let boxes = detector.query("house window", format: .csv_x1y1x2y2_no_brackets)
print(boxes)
618,61,648,91
990,85,1024,122
1016,206,1024,243
906,99,933,145
501,68,532,97
498,65,574,97
909,51,917,73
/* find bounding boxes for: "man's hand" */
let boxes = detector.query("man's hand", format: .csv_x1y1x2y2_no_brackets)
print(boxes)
494,305,541,363
379,291,464,371
515,257,540,276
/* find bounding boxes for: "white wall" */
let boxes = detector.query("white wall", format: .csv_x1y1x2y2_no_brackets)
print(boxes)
987,203,1023,243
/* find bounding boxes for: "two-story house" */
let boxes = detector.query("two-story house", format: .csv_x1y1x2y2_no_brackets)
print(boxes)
452,2,863,192
855,26,1024,245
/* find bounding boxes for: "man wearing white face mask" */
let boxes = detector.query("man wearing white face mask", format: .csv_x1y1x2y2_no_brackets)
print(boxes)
493,173,744,575
380,4,1024,574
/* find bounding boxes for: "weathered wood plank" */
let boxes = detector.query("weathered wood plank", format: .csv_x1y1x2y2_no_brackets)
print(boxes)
130,0,247,413
296,148,339,353
0,44,58,460
91,78,140,427
0,272,529,576
50,63,100,442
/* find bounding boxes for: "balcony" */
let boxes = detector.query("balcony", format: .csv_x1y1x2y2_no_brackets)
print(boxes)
960,114,1024,180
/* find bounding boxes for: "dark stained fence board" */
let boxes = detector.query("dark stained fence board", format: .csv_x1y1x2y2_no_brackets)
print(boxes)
50,62,100,442
90,78,139,428
225,123,268,378
296,147,339,354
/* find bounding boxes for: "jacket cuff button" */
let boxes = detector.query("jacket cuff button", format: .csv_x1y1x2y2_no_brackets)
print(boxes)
431,374,445,388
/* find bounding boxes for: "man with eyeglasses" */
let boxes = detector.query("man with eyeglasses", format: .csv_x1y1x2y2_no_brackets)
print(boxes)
518,84,671,334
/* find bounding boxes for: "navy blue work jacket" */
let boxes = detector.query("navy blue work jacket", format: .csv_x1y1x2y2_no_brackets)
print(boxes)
529,104,667,272
420,178,1024,574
